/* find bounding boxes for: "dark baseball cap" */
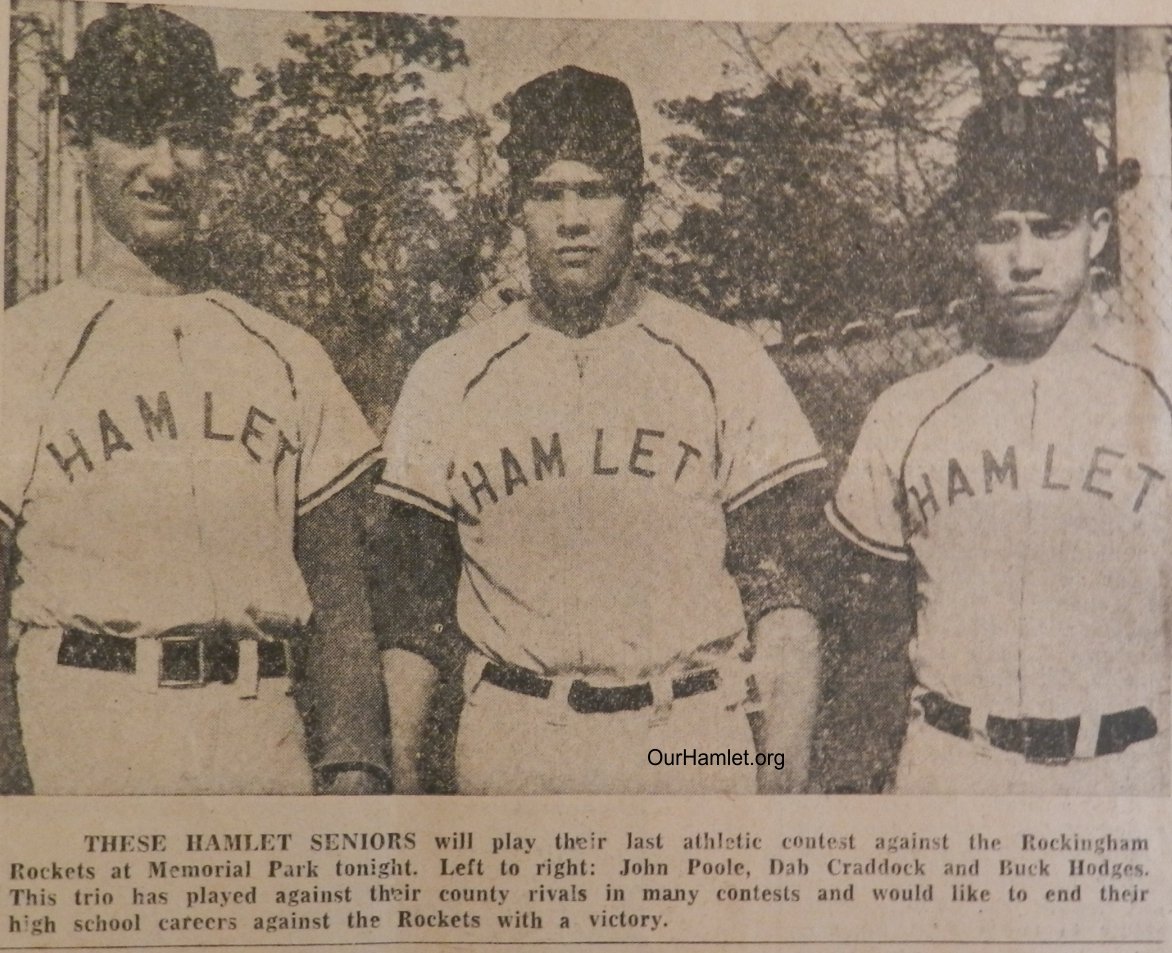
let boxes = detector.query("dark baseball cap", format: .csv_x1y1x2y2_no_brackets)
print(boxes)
953,95,1104,220
500,65,644,206
63,5,236,146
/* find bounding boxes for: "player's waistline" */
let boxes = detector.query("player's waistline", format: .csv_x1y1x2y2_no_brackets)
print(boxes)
466,640,754,719
915,689,1159,764
40,625,302,695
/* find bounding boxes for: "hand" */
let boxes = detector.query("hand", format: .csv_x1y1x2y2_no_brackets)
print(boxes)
392,768,426,795
320,768,385,795
757,764,808,795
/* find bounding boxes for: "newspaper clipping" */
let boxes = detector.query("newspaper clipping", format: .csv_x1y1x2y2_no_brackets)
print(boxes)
0,0,1169,949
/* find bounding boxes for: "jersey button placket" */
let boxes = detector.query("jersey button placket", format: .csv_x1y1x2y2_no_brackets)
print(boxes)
173,312,223,626
1017,369,1040,721
570,342,589,673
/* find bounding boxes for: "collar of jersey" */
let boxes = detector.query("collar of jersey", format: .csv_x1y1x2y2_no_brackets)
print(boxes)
78,274,221,305
522,275,647,350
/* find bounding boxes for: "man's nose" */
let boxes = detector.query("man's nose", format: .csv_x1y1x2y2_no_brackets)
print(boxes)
555,190,589,237
1008,231,1043,280
143,136,180,181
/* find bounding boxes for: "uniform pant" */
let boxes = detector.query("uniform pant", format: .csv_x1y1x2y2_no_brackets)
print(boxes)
894,709,1168,796
14,629,313,795
454,658,759,795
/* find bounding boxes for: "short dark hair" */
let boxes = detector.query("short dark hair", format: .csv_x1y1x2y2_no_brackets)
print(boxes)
63,5,236,147
952,95,1106,222
500,65,644,216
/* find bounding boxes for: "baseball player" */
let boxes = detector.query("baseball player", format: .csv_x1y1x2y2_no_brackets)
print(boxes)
828,95,1170,795
0,6,387,795
368,65,828,795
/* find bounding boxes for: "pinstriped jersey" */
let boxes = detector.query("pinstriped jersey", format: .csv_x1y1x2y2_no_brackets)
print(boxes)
0,279,379,639
830,318,1172,720
378,286,826,679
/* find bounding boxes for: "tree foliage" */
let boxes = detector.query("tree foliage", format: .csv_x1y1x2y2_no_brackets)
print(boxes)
646,25,1119,331
644,76,893,331
213,13,506,355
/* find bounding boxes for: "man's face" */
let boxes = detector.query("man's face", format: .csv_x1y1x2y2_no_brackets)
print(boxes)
521,159,637,304
84,125,212,253
969,205,1110,344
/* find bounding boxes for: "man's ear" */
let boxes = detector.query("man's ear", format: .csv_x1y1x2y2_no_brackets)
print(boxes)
1088,207,1111,261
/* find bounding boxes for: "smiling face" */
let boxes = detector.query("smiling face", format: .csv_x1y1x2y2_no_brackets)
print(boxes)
969,206,1110,349
84,126,211,254
521,159,638,307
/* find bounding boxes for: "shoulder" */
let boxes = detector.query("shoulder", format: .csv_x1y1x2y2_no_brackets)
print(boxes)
1088,319,1172,405
202,291,349,383
203,291,323,357
873,351,992,423
633,289,782,393
403,302,533,398
855,352,994,459
3,280,115,384
635,289,761,357
4,278,112,337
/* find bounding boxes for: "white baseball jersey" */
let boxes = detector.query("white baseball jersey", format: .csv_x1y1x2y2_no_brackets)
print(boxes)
0,278,380,639
829,315,1172,720
378,286,826,680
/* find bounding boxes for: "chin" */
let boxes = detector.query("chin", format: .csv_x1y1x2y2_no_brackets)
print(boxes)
131,230,192,255
994,301,1069,340
544,278,607,304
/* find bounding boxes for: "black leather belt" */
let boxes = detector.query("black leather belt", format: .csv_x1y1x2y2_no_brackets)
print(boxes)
57,628,293,686
919,690,1158,764
480,660,720,714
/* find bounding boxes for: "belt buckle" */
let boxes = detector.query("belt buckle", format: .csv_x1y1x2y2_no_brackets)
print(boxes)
158,634,206,688
1021,716,1078,765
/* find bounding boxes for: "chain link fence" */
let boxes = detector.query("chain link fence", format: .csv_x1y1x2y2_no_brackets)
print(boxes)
7,8,1170,790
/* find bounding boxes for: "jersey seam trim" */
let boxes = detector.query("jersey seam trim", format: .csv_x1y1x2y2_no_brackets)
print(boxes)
374,481,456,522
1091,343,1172,425
636,322,723,475
206,297,299,402
463,331,532,400
725,453,827,511
825,498,911,562
897,362,996,488
296,446,381,515
52,299,115,397
0,499,18,529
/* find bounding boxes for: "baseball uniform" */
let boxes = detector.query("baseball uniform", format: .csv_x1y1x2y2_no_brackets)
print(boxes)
1,277,380,794
828,306,1170,794
377,283,827,794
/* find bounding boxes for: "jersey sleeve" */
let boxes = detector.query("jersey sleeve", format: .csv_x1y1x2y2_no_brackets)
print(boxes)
293,339,381,516
0,316,49,530
827,396,912,562
375,351,455,522
720,342,827,511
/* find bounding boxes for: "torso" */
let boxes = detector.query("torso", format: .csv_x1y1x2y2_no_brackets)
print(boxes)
6,281,317,637
895,342,1171,718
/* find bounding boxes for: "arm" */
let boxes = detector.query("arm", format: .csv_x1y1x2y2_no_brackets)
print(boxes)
750,607,820,794
383,649,440,794
297,467,389,794
366,497,463,794
727,471,831,794
820,543,917,794
0,523,32,794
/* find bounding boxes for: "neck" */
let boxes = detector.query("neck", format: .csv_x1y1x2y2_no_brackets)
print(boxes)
530,269,639,337
83,224,208,296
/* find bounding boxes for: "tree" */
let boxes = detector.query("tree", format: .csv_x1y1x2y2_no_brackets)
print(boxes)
212,12,507,361
645,75,892,332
